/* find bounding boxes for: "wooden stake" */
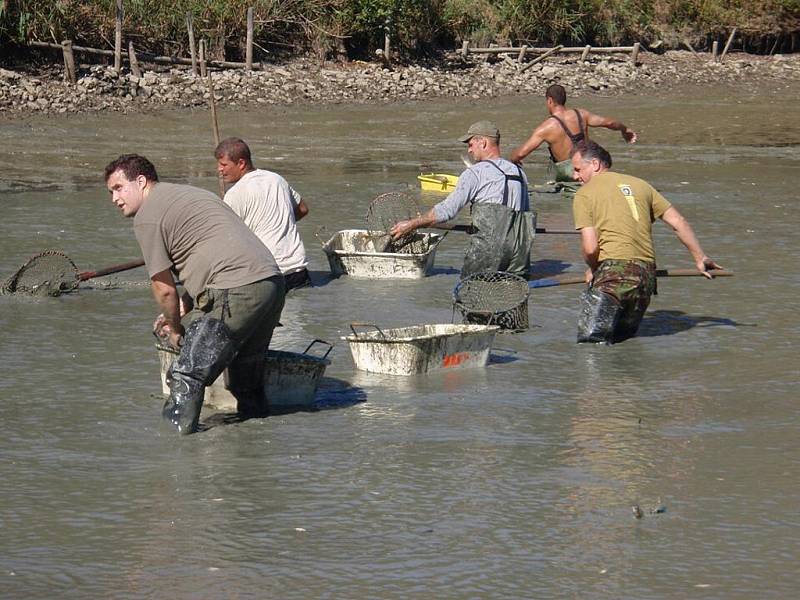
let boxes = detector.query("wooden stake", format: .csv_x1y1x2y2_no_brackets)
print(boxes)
769,35,781,56
206,72,225,198
246,7,254,71
517,45,527,63
199,39,207,78
461,40,469,58
631,42,640,64
580,45,591,61
520,44,563,72
720,27,737,62
712,40,719,61
682,39,700,58
186,13,198,75
384,19,391,65
62,40,77,84
128,41,141,78
114,0,123,71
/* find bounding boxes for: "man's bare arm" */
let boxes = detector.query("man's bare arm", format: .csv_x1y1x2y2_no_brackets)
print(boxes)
151,269,184,346
509,123,550,164
660,206,722,278
583,110,637,143
390,208,439,240
580,226,600,281
294,198,309,221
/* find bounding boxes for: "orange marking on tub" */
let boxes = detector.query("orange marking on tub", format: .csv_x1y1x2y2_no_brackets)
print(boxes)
442,352,469,368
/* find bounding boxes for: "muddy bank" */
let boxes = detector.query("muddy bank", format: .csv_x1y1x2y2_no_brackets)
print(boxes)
1,50,798,118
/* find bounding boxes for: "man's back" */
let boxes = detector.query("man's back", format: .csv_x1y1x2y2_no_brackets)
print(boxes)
572,171,672,263
134,182,279,298
223,169,308,275
543,108,587,162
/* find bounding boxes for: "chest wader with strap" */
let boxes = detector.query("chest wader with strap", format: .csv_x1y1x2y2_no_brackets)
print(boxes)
162,315,237,435
461,161,536,279
547,110,585,201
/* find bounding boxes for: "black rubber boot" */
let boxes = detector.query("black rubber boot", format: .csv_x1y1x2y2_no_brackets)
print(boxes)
577,288,622,344
162,317,237,434
162,373,206,435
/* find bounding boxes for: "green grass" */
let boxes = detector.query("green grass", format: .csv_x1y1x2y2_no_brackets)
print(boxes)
2,0,798,60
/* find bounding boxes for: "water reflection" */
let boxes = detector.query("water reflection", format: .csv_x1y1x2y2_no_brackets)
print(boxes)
638,309,754,337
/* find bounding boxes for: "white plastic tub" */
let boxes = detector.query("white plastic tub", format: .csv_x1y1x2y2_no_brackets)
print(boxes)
157,340,332,412
320,229,443,279
343,323,499,375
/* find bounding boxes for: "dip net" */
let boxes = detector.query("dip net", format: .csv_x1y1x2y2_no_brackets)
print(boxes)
366,192,426,253
1,250,80,297
452,270,530,332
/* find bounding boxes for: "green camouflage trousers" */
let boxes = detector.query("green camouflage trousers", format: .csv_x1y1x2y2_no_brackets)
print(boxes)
592,259,656,339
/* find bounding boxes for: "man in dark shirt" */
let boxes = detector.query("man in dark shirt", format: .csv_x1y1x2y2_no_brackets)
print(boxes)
104,154,285,434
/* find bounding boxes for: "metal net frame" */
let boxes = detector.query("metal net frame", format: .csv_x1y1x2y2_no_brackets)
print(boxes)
452,270,530,332
1,250,80,297
365,192,422,253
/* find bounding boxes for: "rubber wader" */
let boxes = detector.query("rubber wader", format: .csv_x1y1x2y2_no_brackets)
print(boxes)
576,287,624,344
461,160,534,279
163,317,236,434
548,158,580,201
225,354,268,417
461,203,536,278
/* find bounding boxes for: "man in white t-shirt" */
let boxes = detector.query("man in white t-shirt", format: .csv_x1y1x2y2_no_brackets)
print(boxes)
215,137,312,291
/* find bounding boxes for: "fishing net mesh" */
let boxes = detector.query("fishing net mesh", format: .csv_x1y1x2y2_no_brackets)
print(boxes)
453,270,530,332
366,192,421,253
1,250,79,297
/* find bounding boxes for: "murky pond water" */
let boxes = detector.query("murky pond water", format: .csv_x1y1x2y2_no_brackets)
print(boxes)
1,82,799,599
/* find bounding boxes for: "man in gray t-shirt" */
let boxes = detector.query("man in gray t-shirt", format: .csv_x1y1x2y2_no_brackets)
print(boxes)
104,154,285,434
391,120,535,278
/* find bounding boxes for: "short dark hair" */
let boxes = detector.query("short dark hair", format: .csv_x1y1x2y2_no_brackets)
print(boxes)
214,137,253,166
571,140,612,169
104,154,159,183
545,84,567,106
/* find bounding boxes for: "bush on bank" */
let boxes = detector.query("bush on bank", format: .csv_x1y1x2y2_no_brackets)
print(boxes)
1,0,798,62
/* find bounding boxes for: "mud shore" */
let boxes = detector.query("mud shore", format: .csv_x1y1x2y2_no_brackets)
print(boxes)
1,50,797,118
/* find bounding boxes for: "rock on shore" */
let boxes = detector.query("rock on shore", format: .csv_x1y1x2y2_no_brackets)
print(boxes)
0,50,798,116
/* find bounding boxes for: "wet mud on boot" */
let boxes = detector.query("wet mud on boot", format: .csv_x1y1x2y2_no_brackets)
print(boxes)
163,317,237,435
577,287,623,344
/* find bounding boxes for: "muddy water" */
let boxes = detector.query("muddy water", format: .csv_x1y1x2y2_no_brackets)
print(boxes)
1,83,799,599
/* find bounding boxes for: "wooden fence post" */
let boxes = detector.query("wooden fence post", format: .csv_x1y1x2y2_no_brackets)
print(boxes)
187,13,198,75
631,42,640,64
520,44,563,72
384,18,391,65
517,45,527,63
712,40,719,61
580,45,591,61
246,7,254,71
199,39,208,77
114,0,123,71
461,40,470,58
128,41,142,78
720,27,737,62
62,40,77,84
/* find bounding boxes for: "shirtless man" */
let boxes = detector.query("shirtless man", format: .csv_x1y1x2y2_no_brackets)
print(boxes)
509,84,637,200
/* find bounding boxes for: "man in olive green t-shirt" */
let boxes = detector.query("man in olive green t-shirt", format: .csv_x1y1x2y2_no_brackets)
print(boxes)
104,154,286,434
571,140,721,343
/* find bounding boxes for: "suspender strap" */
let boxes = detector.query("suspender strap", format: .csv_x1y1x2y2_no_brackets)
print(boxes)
574,109,585,138
549,112,585,145
477,160,527,209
